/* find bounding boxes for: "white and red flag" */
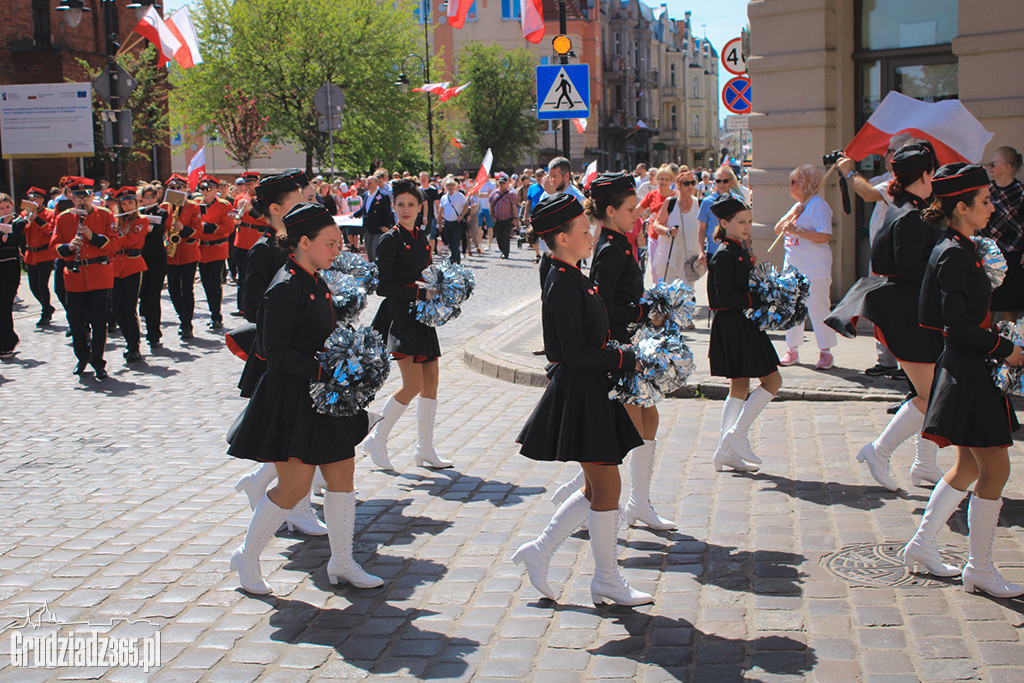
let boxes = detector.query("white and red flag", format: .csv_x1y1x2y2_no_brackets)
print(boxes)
521,0,544,43
166,8,203,69
134,6,182,68
438,82,470,103
635,119,648,130
573,118,588,134
447,0,473,29
582,160,598,189
845,91,993,165
450,136,464,149
412,81,450,94
467,148,493,196
187,146,206,191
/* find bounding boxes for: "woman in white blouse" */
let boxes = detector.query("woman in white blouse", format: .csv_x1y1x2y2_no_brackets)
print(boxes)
774,164,837,370
653,167,703,288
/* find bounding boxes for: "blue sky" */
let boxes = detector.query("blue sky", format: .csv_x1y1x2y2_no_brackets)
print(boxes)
163,0,750,122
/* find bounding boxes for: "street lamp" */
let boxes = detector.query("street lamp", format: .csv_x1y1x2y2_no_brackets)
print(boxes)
56,0,90,28
126,0,162,21
394,0,435,174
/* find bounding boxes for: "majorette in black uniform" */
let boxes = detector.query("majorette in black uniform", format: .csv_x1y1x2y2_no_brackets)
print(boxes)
226,202,379,597
0,195,25,357
903,163,1024,599
517,193,640,465
371,217,441,361
18,186,56,328
233,173,299,399
920,165,1019,448
512,192,652,608
227,202,370,465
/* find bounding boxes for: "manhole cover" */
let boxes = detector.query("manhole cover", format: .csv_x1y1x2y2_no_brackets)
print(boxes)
822,543,967,587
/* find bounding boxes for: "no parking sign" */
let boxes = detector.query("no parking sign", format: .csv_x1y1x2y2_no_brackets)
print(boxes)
722,76,751,115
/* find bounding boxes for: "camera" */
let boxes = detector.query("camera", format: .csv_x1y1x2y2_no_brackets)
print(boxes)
822,149,845,166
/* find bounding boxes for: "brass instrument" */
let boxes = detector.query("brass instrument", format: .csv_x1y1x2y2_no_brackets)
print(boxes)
163,189,187,258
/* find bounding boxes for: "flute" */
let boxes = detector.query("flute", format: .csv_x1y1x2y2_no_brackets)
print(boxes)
114,209,139,218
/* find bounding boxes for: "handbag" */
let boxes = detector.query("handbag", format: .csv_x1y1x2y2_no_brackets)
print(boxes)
664,197,708,282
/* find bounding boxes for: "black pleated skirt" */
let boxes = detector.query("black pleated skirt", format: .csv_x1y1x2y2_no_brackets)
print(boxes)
227,367,370,465
922,341,1019,448
708,309,780,379
372,297,441,359
860,279,943,364
516,364,642,464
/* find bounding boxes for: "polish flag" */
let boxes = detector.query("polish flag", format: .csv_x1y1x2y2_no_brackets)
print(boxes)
134,6,182,68
635,119,649,129
582,160,598,189
438,82,470,103
166,8,203,69
845,91,993,165
450,136,464,149
412,81,449,94
187,146,206,191
573,118,588,134
447,0,473,30
467,148,493,197
521,0,544,43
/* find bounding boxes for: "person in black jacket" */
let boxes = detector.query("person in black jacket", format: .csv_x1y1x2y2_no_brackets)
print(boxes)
232,174,328,538
364,180,451,470
137,184,169,349
512,193,650,607
353,175,392,261
227,202,378,595
854,143,945,491
553,172,674,531
0,193,25,358
707,195,782,472
902,164,1024,597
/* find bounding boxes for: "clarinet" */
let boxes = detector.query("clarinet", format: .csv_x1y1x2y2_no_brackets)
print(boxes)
69,209,86,273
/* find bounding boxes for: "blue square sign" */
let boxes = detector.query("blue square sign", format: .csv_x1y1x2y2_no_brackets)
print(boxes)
536,64,590,120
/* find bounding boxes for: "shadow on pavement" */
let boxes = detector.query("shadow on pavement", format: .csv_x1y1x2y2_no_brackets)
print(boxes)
744,472,906,511
397,470,547,507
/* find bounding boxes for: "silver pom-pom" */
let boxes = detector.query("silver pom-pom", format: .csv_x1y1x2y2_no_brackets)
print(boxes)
310,325,391,416
608,332,696,407
414,261,475,327
319,270,368,327
640,279,697,333
746,263,811,331
972,236,1007,289
329,252,379,293
991,320,1024,396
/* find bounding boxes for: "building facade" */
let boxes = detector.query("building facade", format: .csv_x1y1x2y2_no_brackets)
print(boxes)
748,0,1024,294
0,1,171,195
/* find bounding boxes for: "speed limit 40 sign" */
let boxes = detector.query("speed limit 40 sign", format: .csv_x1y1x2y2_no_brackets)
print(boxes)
722,37,746,76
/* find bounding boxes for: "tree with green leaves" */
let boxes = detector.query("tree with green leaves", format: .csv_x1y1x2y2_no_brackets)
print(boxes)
213,91,276,170
171,0,426,175
457,42,541,171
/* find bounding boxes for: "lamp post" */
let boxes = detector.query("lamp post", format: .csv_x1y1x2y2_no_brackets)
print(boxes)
394,0,435,174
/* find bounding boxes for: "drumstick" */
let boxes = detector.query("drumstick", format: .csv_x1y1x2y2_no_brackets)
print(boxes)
767,163,839,253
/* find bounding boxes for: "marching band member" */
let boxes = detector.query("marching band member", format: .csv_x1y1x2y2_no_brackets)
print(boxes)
512,193,651,606
196,176,235,330
227,202,379,594
50,178,118,378
20,187,56,328
0,193,24,358
137,184,169,349
903,163,1024,597
163,174,203,339
854,143,944,490
364,180,453,470
110,187,148,363
232,171,266,317
708,195,782,472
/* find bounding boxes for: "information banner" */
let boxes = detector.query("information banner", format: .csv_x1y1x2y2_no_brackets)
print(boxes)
0,83,95,159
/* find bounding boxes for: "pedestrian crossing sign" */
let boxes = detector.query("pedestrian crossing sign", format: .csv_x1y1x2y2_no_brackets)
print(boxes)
536,64,590,120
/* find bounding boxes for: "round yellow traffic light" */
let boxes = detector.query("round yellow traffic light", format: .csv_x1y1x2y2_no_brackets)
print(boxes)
552,34,572,55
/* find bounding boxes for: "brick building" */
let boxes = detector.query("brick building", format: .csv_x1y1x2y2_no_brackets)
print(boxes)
0,1,170,197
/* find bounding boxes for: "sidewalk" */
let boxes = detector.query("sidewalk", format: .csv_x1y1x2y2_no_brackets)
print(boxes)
465,289,908,403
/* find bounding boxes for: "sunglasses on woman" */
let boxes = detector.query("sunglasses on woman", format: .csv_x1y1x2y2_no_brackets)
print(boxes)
681,180,696,186
714,179,730,184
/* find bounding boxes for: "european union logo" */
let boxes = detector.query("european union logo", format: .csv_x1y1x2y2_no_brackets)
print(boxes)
77,91,87,98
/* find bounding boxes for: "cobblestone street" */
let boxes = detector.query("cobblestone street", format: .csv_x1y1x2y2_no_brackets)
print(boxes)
1,248,1023,682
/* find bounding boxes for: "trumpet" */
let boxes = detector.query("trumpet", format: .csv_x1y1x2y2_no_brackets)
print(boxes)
163,189,188,258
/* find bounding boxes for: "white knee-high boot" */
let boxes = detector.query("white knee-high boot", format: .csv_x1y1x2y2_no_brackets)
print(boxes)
962,495,1024,598
363,396,408,470
413,397,453,468
909,435,944,487
624,440,675,530
902,479,965,576
324,490,384,588
511,489,590,600
713,396,754,472
588,509,653,606
857,401,923,491
230,492,289,595
550,469,586,505
284,490,328,536
720,389,774,468
234,463,277,510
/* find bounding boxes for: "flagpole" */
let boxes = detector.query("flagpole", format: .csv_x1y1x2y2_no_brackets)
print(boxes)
558,0,570,163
